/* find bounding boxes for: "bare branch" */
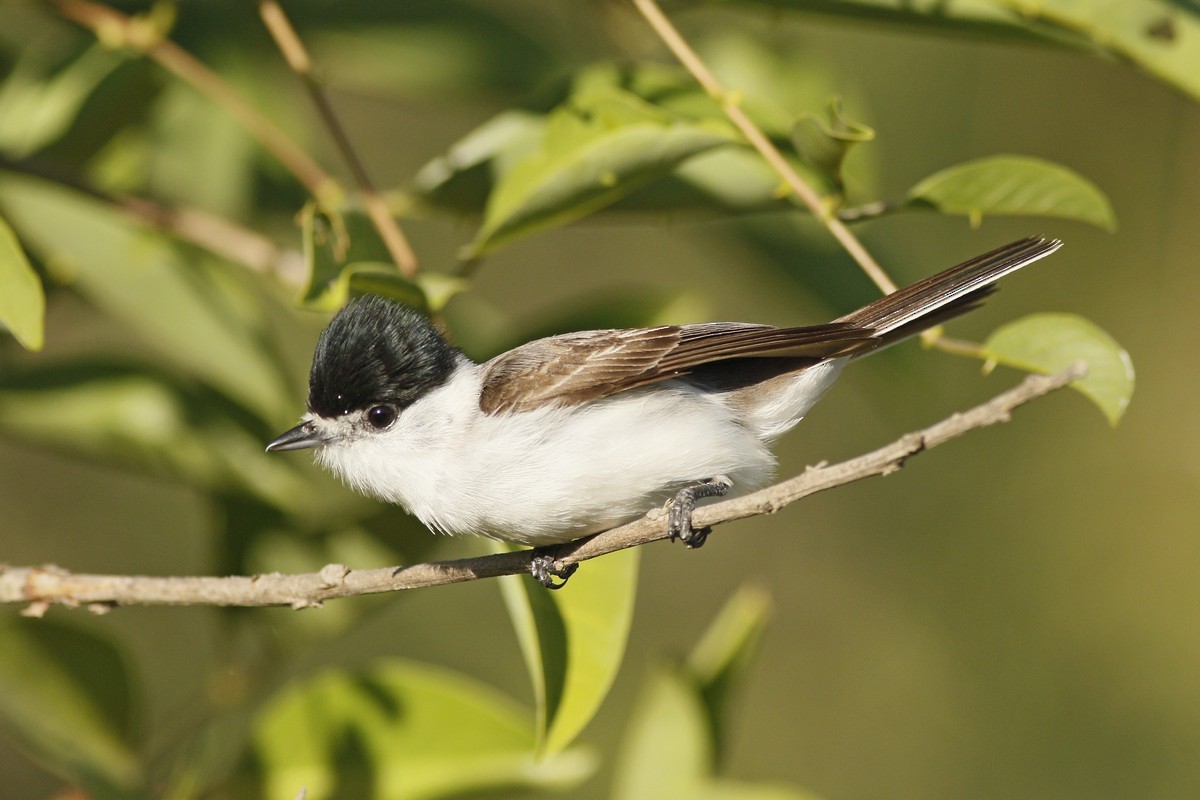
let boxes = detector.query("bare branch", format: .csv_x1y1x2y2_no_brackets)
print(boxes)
50,0,337,204
629,0,899,295
257,0,419,277
0,365,1084,612
0,154,307,286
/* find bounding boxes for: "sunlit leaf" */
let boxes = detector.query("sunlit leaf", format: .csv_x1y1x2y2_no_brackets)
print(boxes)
982,313,1134,425
0,620,141,793
467,85,737,256
498,546,639,756
907,155,1116,230
411,45,864,222
0,215,43,350
252,660,595,800
0,174,291,420
0,43,127,158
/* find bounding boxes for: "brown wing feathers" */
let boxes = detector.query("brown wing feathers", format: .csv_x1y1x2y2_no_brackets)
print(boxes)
478,236,1060,415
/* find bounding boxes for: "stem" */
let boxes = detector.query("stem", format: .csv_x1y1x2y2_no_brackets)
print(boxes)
629,0,899,295
50,0,336,203
257,1,419,277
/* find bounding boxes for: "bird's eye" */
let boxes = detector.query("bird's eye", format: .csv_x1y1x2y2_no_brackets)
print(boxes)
366,405,397,430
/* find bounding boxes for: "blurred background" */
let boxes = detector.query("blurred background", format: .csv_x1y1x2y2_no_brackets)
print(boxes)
1,1,1197,798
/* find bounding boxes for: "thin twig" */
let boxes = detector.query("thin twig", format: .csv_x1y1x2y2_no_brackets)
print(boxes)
0,153,307,285
257,1,418,277
629,0,898,295
50,0,337,204
0,364,1084,613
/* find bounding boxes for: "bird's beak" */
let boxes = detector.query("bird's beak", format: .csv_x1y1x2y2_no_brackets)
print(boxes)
266,420,328,452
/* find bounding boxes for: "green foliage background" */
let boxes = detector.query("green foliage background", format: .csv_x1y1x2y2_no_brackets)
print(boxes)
0,1,1197,799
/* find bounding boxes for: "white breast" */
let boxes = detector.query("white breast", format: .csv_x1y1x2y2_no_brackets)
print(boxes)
314,358,842,546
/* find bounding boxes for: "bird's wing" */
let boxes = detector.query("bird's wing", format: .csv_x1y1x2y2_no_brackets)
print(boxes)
479,237,1062,415
478,322,877,414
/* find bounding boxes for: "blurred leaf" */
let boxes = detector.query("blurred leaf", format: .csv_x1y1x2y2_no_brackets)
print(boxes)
685,584,772,764
986,0,1200,101
614,665,821,800
0,620,142,794
0,174,291,420
251,660,595,800
725,0,1200,100
982,313,1134,425
467,85,737,256
145,80,256,217
0,43,127,158
0,361,357,517
309,15,557,98
613,668,708,800
498,546,639,756
907,155,1116,230
409,109,546,214
0,215,43,350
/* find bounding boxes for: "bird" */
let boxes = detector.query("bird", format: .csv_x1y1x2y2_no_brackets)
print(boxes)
268,236,1061,587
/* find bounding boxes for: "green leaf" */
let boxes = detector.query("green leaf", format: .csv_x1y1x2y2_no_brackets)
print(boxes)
0,620,141,793
410,110,546,213
720,0,1200,102
300,206,463,312
907,155,1116,231
0,43,127,158
144,80,256,217
982,313,1134,425
685,584,772,763
986,0,1200,102
498,545,639,756
467,85,737,256
614,665,821,800
0,361,358,518
0,174,291,420
252,660,595,800
613,667,710,800
789,99,875,201
0,215,44,350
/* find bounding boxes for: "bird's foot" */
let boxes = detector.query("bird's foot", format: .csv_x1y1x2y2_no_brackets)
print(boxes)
667,475,732,548
530,552,578,590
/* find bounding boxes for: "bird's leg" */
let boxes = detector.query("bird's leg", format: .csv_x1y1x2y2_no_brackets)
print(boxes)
667,475,732,548
530,551,578,590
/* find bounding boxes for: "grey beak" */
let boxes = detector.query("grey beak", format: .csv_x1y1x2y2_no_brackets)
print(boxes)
266,421,327,452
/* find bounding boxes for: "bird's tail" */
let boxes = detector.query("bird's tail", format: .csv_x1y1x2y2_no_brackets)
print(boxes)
837,236,1062,343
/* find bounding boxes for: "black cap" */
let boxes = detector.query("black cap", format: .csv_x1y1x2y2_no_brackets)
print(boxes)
307,295,458,418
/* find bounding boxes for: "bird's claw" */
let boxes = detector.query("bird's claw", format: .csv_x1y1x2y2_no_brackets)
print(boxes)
530,553,578,589
666,476,731,548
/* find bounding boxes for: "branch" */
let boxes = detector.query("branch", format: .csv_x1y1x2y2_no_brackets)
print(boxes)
0,153,307,287
0,365,1083,614
629,0,899,295
257,1,419,277
51,0,337,204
